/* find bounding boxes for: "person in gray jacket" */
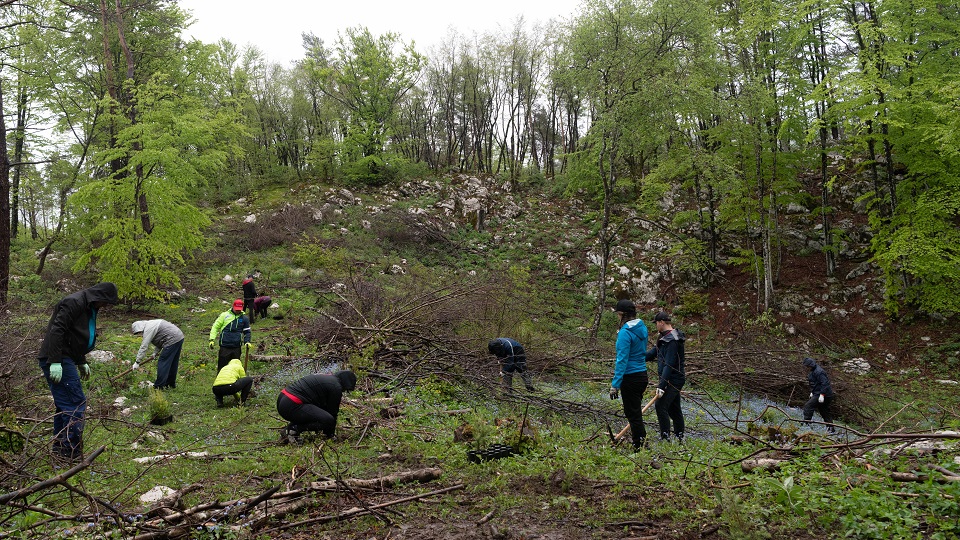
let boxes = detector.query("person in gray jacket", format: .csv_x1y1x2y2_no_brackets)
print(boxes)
131,319,185,390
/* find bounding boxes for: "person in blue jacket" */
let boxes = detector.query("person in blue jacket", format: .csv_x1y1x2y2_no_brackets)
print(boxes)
802,357,836,433
609,299,649,450
37,282,119,461
648,311,686,442
488,337,535,392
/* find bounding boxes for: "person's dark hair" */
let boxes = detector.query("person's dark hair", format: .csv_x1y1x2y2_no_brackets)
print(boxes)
488,339,501,355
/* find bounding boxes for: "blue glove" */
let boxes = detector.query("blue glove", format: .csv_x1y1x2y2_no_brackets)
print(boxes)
609,387,619,400
79,364,92,381
48,363,63,384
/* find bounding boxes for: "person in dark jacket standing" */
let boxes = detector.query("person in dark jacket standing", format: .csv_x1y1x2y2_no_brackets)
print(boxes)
209,299,252,372
277,370,357,443
488,337,535,392
802,357,836,433
610,299,649,450
241,274,257,323
37,282,119,461
647,311,686,442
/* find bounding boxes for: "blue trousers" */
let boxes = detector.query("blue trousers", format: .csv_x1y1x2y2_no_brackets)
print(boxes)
155,339,184,389
39,357,86,457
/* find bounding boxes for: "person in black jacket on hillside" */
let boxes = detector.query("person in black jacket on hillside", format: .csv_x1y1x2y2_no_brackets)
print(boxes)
802,357,836,433
488,337,535,392
242,274,257,323
37,282,119,461
277,370,357,443
647,311,686,442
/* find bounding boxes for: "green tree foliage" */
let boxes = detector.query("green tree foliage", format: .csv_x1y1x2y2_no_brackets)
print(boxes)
307,27,426,185
73,72,242,300
52,2,245,300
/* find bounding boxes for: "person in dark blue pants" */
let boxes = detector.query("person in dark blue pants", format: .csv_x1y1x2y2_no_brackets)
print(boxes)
131,319,185,390
648,311,686,443
37,282,119,462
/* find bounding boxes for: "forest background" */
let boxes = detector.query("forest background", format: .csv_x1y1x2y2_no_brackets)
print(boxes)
0,0,957,314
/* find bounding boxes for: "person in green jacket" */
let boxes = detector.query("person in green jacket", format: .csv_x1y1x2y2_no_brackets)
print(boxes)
209,299,252,372
212,358,253,407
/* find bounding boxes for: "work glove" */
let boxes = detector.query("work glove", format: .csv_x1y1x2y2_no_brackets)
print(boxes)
818,394,825,403
48,363,63,384
132,362,140,371
609,387,619,400
209,340,215,350
656,387,665,399
244,342,252,351
809,393,814,398
79,364,92,381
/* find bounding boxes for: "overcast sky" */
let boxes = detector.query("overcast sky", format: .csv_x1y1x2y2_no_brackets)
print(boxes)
177,0,584,65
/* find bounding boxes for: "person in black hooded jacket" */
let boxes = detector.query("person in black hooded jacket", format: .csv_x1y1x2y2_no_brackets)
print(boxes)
38,282,119,461
802,357,836,433
277,370,357,443
647,311,686,442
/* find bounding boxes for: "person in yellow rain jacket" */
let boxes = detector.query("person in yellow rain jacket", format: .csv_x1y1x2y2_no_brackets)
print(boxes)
212,358,253,407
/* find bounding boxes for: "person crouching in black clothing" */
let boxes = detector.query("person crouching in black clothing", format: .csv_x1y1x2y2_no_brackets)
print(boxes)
277,370,357,443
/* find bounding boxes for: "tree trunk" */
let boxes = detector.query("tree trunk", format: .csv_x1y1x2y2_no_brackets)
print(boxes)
10,79,27,239
0,79,10,305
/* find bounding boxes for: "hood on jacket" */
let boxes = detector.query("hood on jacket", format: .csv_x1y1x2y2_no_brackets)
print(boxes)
131,321,147,334
621,318,647,337
84,282,119,306
335,370,357,392
658,328,685,343
803,357,817,369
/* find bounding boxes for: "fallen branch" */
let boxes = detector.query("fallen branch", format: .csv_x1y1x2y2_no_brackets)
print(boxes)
110,358,156,384
477,509,495,525
307,467,442,491
0,446,105,505
276,483,465,530
133,451,210,464
890,471,960,483
741,458,785,473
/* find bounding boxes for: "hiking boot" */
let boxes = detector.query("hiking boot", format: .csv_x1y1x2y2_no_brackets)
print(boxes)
279,426,300,445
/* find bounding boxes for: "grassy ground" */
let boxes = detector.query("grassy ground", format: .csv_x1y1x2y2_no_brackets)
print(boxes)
4,179,960,539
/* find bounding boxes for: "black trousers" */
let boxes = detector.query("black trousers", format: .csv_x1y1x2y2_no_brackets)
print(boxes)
621,372,648,448
217,347,241,372
276,393,336,437
655,382,685,439
213,377,253,404
803,395,835,427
